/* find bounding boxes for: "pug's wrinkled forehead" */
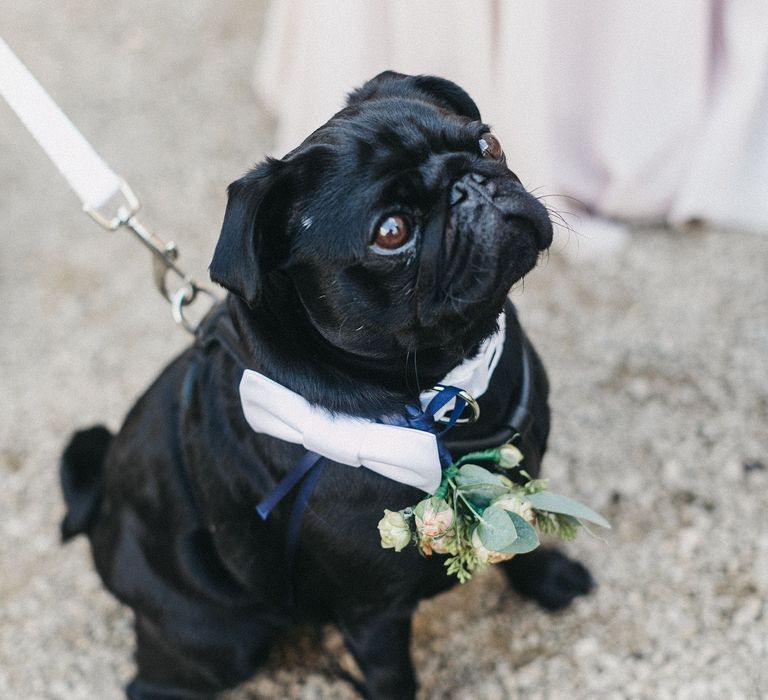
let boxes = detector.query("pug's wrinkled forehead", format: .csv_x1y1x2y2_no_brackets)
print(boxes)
298,71,504,182
287,75,512,260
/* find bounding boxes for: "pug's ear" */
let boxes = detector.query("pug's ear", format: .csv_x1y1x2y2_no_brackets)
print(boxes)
210,145,332,307
209,160,283,308
347,71,482,122
410,75,482,121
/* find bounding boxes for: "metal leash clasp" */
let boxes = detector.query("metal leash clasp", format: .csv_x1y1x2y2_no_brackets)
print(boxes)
84,180,218,334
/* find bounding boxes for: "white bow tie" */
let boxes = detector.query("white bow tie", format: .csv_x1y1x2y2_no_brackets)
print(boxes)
239,314,506,494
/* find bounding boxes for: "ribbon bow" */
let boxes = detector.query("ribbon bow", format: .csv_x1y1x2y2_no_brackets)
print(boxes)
240,313,506,520
240,371,462,498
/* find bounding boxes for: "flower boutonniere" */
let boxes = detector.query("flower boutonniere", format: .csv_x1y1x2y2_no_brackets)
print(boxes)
377,444,611,582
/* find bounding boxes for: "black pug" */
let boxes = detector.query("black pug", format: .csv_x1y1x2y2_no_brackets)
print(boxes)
60,72,593,699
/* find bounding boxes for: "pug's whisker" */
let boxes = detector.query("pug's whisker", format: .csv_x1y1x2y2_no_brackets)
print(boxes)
403,346,422,394
532,191,581,213
535,192,587,209
550,213,580,238
540,203,579,235
536,205,584,255
413,348,422,394
336,315,350,337
533,193,589,246
404,348,412,388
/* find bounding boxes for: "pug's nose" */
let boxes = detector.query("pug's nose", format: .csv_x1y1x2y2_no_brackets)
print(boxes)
450,180,468,206
450,172,553,250
451,173,500,206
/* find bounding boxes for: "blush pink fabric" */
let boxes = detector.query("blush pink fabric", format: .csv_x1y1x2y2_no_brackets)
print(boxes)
255,0,768,232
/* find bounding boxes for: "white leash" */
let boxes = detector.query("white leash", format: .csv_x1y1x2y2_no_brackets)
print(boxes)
0,37,216,333
0,38,120,208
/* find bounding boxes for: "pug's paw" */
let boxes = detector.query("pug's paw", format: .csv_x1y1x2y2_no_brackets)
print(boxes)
502,548,595,611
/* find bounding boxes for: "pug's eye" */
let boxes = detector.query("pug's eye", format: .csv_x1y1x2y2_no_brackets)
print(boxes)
479,132,503,160
373,214,411,251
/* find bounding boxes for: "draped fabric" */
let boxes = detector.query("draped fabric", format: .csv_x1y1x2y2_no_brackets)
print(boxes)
255,0,768,232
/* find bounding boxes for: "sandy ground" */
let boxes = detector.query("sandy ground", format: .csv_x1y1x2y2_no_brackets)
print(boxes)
2,3,767,699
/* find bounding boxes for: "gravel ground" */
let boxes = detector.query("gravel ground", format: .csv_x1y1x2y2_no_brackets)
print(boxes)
2,3,767,699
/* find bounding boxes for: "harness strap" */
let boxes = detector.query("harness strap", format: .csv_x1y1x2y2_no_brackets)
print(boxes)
197,306,250,367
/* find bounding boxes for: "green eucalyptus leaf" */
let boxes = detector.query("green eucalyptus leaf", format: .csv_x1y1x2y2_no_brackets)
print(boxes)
526,491,611,529
461,483,510,507
500,512,540,553
456,464,502,485
456,465,509,506
477,505,518,551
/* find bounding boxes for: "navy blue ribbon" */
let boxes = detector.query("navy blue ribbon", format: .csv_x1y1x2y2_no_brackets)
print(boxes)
255,450,325,521
396,386,466,468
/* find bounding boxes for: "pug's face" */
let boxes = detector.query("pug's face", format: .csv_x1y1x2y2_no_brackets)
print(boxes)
210,72,552,377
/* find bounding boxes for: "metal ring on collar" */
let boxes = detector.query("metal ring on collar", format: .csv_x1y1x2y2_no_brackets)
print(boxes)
432,385,480,424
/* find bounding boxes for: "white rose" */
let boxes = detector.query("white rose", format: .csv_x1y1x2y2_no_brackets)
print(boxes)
499,444,524,469
492,494,536,524
378,510,411,552
471,528,516,564
414,497,454,538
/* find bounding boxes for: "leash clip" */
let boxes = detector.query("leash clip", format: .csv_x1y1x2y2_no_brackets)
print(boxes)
84,180,218,334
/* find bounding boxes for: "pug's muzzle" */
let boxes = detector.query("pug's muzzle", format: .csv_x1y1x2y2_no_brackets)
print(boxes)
450,172,553,250
416,170,553,339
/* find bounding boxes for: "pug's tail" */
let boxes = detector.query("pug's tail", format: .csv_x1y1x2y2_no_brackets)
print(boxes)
59,425,112,541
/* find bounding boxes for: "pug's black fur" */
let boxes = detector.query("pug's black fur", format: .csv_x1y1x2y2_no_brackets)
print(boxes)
60,72,593,700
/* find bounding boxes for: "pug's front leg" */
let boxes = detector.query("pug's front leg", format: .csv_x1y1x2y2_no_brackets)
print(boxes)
336,604,417,700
